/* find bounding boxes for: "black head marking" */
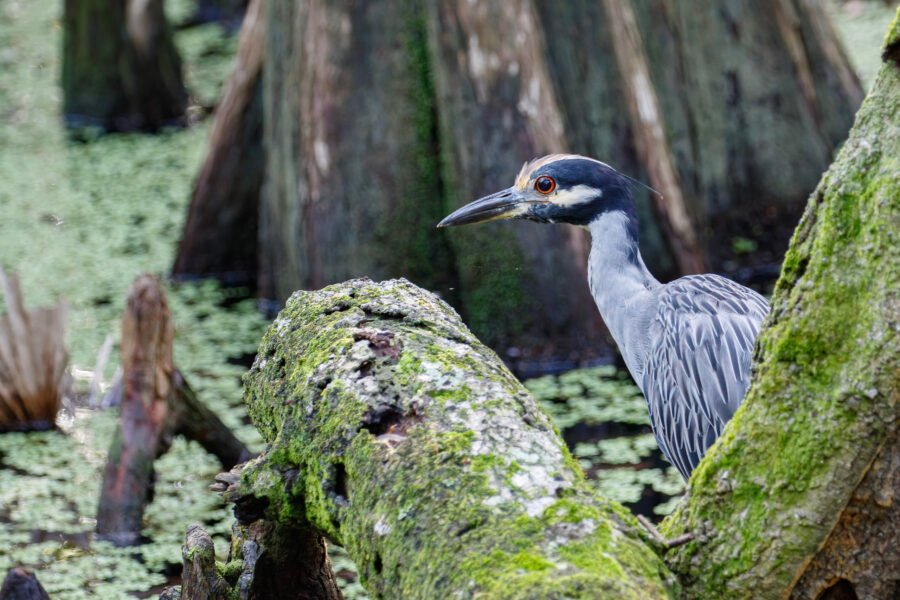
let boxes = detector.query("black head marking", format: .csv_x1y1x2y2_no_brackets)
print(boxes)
524,157,638,228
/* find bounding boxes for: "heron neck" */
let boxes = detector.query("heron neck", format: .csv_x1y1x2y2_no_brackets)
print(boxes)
587,211,659,383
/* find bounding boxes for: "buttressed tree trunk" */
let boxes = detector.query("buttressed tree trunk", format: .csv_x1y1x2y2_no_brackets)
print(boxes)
424,0,606,355
260,0,458,311
254,0,860,360
62,0,187,132
173,0,264,284
535,0,863,277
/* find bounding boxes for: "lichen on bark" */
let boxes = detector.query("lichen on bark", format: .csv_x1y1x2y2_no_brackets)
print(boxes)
240,278,676,598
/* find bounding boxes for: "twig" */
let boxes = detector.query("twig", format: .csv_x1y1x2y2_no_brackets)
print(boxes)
637,514,694,550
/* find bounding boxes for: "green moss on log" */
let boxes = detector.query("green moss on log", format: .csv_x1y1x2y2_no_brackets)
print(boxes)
661,13,900,598
242,278,676,598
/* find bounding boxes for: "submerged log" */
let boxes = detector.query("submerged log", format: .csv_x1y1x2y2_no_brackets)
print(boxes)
0,269,70,432
0,567,50,600
228,278,673,598
96,275,250,546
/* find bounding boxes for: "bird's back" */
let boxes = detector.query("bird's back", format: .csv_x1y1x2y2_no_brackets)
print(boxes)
641,274,769,479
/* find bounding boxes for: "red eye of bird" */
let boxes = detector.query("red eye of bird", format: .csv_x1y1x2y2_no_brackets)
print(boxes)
535,176,556,194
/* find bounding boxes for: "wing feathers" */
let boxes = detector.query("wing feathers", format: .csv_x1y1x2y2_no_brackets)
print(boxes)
642,275,768,479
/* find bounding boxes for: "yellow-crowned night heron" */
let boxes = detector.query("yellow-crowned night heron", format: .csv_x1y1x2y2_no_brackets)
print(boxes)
438,154,769,480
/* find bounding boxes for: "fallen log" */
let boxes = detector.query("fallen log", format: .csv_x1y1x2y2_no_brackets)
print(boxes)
96,275,250,546
214,278,673,598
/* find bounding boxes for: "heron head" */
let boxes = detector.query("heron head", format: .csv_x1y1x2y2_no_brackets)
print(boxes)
437,154,636,229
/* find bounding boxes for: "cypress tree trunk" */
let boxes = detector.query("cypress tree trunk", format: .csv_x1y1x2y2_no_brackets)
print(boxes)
62,0,187,132
535,0,863,279
251,0,861,359
631,0,862,274
260,0,457,306
173,0,264,284
424,0,607,355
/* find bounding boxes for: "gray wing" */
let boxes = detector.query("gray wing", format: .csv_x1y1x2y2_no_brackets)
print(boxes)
642,275,769,479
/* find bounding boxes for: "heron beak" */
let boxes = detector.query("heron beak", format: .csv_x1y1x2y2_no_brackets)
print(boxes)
437,187,529,228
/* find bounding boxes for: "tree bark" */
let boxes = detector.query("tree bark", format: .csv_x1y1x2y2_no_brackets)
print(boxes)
424,0,607,355
62,0,187,133
173,0,264,284
600,0,705,275
660,14,900,599
535,0,863,279
260,0,457,309
96,275,250,546
634,0,862,274
250,0,861,360
236,278,674,598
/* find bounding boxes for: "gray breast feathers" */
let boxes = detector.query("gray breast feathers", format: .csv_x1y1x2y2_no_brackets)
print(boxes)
642,275,769,480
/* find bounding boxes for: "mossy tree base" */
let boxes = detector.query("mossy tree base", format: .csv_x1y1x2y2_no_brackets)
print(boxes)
661,11,900,599
159,520,342,600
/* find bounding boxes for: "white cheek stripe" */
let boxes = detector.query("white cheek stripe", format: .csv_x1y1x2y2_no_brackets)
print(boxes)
553,184,602,207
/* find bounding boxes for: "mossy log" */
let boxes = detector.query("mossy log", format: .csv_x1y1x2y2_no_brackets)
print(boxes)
230,278,674,598
661,13,900,599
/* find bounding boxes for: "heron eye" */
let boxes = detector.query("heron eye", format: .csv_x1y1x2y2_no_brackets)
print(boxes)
535,176,556,194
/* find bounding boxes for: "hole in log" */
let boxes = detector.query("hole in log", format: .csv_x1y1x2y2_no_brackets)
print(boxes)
359,360,374,378
233,495,269,525
334,462,348,501
883,41,900,66
454,520,479,538
816,579,859,600
373,553,383,575
324,300,351,315
360,407,404,437
359,405,423,440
